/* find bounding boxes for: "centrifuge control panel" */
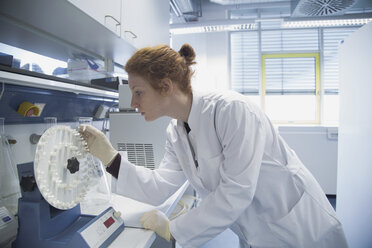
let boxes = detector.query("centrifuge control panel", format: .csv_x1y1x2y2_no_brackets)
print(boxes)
80,207,124,248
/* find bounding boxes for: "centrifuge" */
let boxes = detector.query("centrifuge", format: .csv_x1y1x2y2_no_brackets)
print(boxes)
14,125,124,248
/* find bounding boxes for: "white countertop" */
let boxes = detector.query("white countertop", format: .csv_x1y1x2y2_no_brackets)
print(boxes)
81,182,189,248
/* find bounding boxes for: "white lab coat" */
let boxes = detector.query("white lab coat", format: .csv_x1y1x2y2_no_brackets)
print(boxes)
115,90,348,248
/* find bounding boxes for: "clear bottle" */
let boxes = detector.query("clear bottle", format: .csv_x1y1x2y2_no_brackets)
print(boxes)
73,116,92,130
44,116,57,130
78,117,92,125
30,117,58,144
0,118,21,215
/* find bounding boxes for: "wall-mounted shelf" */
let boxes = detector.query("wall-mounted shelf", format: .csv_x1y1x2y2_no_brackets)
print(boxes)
0,69,118,99
0,70,118,124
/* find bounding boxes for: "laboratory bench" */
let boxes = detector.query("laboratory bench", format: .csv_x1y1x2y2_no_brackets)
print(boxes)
81,182,190,248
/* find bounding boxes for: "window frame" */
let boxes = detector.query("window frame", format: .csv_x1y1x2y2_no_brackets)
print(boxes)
261,52,321,124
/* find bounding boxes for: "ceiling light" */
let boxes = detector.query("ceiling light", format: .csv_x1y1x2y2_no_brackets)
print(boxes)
282,18,372,28
170,19,256,34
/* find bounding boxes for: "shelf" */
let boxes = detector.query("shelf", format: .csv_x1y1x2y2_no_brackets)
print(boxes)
0,70,119,124
0,69,118,99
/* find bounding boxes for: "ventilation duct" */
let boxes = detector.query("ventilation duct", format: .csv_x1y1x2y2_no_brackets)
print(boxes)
170,0,202,22
291,0,357,17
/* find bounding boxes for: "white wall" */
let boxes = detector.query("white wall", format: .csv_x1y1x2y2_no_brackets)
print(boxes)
279,126,338,195
337,22,372,248
171,31,230,91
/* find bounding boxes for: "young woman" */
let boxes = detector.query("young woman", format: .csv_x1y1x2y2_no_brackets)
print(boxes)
79,44,348,248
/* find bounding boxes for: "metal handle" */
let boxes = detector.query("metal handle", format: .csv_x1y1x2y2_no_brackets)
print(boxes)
105,15,121,36
104,15,121,26
124,30,137,39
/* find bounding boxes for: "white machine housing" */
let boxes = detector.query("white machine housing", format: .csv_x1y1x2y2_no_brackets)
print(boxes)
110,113,170,169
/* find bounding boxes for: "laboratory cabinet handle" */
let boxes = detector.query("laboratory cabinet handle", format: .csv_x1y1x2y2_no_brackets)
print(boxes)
105,15,121,36
105,15,121,26
124,30,137,39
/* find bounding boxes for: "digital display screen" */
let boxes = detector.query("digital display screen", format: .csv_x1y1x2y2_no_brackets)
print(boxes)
104,217,115,228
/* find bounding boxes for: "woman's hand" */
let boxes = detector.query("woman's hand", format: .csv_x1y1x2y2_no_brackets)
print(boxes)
78,124,118,166
140,210,173,242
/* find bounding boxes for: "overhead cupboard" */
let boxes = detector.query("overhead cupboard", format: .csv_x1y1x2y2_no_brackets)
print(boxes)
68,0,170,48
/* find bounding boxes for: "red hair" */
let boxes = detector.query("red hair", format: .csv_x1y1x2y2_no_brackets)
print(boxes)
125,44,196,94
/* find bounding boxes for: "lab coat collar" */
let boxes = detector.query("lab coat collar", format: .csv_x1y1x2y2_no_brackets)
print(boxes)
176,90,203,134
187,90,203,133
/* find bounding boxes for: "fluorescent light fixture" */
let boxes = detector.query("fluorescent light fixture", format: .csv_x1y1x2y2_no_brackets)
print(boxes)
282,18,372,28
170,19,256,34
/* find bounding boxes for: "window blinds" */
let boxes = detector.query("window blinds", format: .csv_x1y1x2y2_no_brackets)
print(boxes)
264,57,316,94
231,25,359,95
231,28,319,94
231,31,259,94
261,29,318,52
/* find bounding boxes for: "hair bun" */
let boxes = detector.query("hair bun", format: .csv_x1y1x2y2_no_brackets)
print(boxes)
179,44,196,66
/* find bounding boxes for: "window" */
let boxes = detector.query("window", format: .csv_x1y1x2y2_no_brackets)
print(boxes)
262,53,320,123
230,24,359,124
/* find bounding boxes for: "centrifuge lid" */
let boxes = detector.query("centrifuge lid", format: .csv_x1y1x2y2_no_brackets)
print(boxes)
34,125,96,210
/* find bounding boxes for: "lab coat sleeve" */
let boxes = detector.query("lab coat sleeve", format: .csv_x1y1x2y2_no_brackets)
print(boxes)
115,135,187,206
170,101,266,247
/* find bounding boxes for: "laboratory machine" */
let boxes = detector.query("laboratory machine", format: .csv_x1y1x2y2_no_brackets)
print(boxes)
13,125,124,248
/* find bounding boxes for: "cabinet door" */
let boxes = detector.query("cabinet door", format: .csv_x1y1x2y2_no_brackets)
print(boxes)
121,0,169,48
68,0,121,36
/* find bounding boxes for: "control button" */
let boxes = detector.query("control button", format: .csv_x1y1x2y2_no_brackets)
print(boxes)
113,211,121,219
